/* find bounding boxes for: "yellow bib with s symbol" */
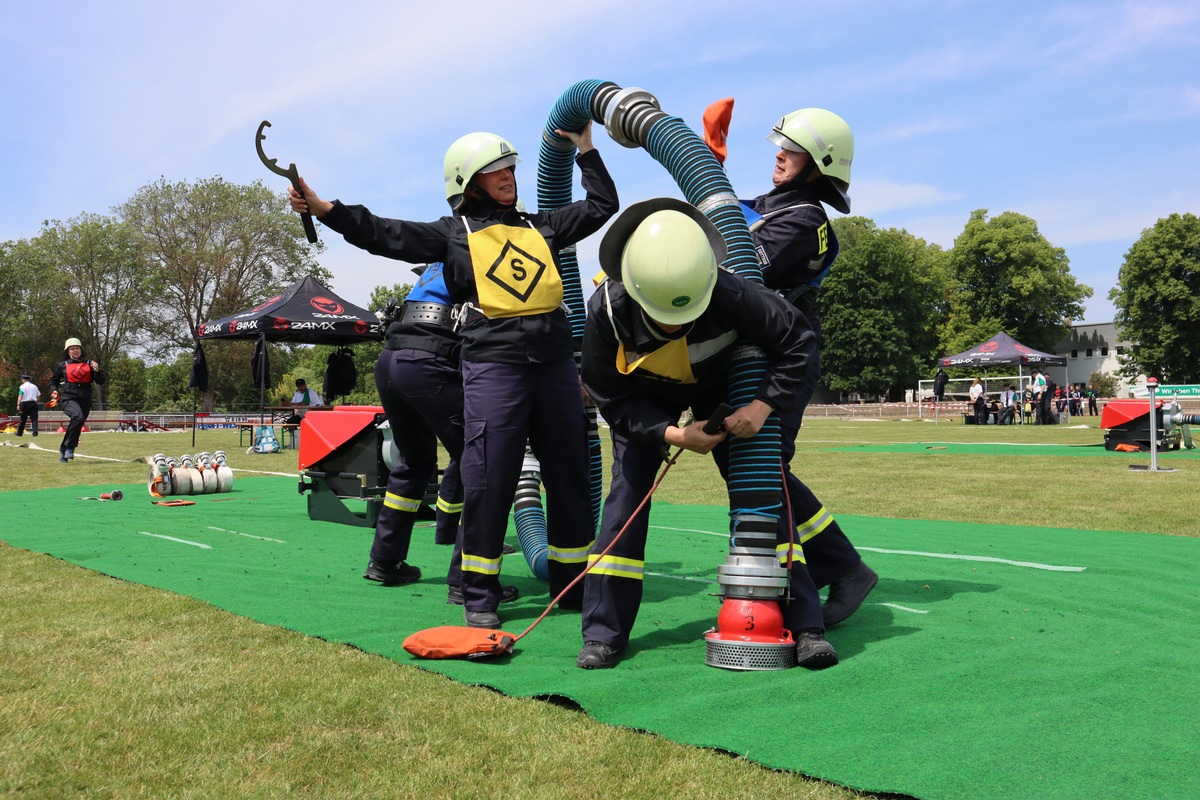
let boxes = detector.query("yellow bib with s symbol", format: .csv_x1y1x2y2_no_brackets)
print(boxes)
463,219,563,319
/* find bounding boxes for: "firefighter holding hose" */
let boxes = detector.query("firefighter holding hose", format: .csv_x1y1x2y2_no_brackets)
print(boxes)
576,198,837,670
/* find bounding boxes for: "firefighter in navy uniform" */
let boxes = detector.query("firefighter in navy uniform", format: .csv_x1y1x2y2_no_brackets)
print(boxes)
577,198,837,670
49,337,106,463
365,261,518,607
289,123,617,628
743,108,876,625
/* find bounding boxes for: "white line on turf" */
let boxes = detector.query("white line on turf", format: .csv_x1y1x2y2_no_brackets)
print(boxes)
645,571,718,585
207,526,285,543
138,531,211,549
650,525,1086,572
877,603,928,614
25,442,127,461
856,546,1085,572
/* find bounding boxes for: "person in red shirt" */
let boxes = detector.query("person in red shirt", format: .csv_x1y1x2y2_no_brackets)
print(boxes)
49,337,106,462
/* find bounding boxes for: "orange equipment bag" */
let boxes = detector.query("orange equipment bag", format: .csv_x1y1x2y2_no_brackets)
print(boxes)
402,626,517,660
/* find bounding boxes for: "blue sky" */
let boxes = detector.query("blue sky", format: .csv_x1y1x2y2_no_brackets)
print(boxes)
4,1,1198,326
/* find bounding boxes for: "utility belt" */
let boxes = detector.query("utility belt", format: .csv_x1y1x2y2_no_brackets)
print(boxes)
401,301,454,329
450,300,568,330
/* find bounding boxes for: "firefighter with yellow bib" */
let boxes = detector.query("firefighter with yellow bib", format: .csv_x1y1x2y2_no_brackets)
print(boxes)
576,198,835,670
289,123,617,628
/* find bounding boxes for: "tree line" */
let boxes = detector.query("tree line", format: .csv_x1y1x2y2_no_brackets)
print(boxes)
2,175,1197,410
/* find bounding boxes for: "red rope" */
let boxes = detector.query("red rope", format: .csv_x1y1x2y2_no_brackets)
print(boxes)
513,446,684,642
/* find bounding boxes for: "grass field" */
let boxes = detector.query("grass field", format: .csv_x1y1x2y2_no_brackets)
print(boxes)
2,416,1194,798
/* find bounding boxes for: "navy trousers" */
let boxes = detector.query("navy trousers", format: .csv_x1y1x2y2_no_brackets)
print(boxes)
582,425,828,650
460,358,592,611
372,348,465,585
777,405,861,589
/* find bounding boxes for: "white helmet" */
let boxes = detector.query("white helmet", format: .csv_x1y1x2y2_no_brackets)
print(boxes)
767,108,854,213
443,132,520,210
598,199,726,326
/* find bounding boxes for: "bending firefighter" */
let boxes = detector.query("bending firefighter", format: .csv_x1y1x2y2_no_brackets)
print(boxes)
577,198,837,670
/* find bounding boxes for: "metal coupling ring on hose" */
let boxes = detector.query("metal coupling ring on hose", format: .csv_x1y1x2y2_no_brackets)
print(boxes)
602,87,661,148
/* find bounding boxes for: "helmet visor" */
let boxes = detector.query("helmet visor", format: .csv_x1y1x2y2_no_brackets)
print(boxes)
767,130,808,154
479,154,520,174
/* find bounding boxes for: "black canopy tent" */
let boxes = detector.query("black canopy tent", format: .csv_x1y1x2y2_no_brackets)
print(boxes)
938,331,1066,371
932,332,1067,423
197,275,383,424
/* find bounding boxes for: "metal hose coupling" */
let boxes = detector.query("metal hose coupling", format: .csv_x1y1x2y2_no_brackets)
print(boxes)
602,87,664,148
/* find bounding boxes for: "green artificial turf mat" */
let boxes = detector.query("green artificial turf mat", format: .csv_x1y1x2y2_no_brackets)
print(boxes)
4,477,1198,799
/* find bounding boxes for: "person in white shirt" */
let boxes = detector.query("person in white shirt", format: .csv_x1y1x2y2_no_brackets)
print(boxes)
968,377,987,424
998,384,1016,425
285,378,323,424
1028,369,1048,424
16,374,41,436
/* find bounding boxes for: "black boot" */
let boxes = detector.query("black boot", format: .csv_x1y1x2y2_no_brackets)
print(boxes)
362,560,421,585
823,561,878,627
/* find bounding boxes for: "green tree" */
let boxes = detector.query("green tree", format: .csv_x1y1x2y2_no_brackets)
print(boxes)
105,353,148,411
946,210,1091,353
1089,370,1120,398
119,177,329,410
1109,213,1200,384
146,356,196,413
0,237,69,381
369,281,413,313
34,214,156,405
820,218,948,399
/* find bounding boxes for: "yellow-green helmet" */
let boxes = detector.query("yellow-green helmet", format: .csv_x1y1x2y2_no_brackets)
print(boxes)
611,203,722,326
767,108,853,212
64,337,83,349
443,132,521,210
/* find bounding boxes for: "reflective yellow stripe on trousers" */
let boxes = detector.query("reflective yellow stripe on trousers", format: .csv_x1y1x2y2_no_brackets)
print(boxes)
586,553,644,580
436,496,463,515
776,541,809,566
796,506,833,543
462,553,503,576
384,492,422,513
549,543,593,565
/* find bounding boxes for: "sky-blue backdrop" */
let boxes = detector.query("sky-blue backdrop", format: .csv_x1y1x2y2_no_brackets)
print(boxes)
5,1,1198,326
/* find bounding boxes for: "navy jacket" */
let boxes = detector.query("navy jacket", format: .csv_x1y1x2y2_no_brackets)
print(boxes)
320,150,618,365
582,270,815,445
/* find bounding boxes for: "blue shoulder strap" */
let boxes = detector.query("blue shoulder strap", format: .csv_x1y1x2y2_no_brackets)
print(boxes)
407,262,452,305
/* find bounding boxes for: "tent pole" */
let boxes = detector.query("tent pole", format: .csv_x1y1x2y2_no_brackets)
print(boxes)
259,331,267,426
191,390,197,448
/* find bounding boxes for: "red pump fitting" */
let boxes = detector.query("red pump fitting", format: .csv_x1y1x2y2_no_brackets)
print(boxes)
704,597,795,670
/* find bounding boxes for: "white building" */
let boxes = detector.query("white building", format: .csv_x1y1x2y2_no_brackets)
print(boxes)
1047,322,1140,397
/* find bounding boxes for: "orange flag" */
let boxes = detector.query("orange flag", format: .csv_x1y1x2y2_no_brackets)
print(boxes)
702,98,735,164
